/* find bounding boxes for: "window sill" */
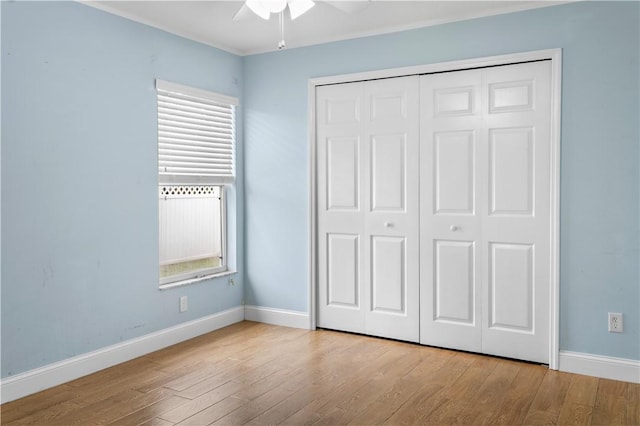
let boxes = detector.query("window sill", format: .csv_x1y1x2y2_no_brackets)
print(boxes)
159,270,236,290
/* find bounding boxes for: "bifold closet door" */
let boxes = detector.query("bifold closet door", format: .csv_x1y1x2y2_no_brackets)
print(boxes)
316,76,420,343
419,69,484,353
420,61,552,363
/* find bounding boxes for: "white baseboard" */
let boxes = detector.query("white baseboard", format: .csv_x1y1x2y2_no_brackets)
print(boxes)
0,306,244,404
8,309,635,404
244,305,310,330
559,351,640,384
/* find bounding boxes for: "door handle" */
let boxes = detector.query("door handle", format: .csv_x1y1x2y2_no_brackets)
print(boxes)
450,225,460,231
384,222,393,228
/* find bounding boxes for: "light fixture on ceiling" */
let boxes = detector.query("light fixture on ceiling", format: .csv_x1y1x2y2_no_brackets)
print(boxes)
234,0,315,49
244,0,315,21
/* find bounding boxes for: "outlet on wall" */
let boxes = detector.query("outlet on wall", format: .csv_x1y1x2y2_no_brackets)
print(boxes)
180,296,188,313
608,312,623,333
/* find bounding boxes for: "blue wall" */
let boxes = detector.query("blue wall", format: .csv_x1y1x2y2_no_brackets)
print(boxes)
243,1,640,360
1,1,244,378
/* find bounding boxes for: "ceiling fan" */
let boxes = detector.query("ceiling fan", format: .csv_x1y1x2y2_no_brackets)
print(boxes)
233,0,371,49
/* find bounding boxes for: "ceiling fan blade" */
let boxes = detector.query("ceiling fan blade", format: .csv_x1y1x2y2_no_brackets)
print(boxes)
326,0,370,14
234,0,315,22
232,3,254,21
288,0,315,20
245,0,272,20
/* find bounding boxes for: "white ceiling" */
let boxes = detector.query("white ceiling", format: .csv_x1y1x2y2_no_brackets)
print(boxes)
84,1,565,55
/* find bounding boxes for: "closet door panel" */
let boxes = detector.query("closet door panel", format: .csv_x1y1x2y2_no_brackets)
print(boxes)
481,61,551,364
317,76,420,343
370,134,406,211
326,136,359,210
434,130,475,214
371,236,406,313
364,76,420,343
420,69,483,352
420,61,551,363
317,82,366,333
434,240,475,324
326,233,360,307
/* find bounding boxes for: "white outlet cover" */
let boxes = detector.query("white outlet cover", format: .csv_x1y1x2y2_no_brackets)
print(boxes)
608,312,623,333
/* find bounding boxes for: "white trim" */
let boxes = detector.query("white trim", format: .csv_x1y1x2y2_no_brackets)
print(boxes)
0,306,244,404
311,49,562,87
242,2,569,55
158,175,235,185
308,79,318,331
158,270,237,290
548,50,562,370
244,305,311,330
155,79,239,106
79,1,566,56
308,48,562,367
559,351,640,384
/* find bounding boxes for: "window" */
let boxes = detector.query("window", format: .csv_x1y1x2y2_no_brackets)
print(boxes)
156,79,238,286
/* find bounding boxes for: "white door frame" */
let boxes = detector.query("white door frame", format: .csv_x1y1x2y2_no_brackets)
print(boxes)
308,48,562,369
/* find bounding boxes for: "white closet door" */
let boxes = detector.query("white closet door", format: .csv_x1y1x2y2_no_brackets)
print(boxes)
481,61,551,363
317,76,420,342
419,69,484,353
317,82,366,333
420,61,552,363
363,77,420,342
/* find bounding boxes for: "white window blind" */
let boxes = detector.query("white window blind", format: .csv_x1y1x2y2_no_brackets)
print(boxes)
156,79,238,184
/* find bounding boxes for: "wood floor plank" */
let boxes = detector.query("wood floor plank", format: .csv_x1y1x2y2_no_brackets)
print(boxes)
212,376,309,425
175,365,252,400
175,395,249,425
0,385,79,423
160,380,245,423
1,321,633,426
628,383,640,425
7,400,85,425
246,345,394,426
139,417,175,426
59,388,176,426
522,369,572,425
419,355,501,425
486,363,547,425
381,351,477,425
147,323,271,370
66,356,161,388
592,379,628,426
276,342,410,425
342,349,450,425
557,403,595,426
312,346,435,425
162,361,224,392
9,370,175,426
454,360,521,425
564,374,600,406
556,374,600,425
107,395,189,425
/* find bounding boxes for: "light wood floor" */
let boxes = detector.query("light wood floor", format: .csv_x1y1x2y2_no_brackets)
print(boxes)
2,321,638,425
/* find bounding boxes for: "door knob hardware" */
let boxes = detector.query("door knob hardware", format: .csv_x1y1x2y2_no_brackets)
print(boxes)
450,225,460,231
384,222,393,228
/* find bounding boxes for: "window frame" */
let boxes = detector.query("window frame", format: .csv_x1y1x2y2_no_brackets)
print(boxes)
155,79,237,287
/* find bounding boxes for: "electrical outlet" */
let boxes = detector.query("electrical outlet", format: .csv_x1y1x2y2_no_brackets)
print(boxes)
608,312,623,333
180,296,188,313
